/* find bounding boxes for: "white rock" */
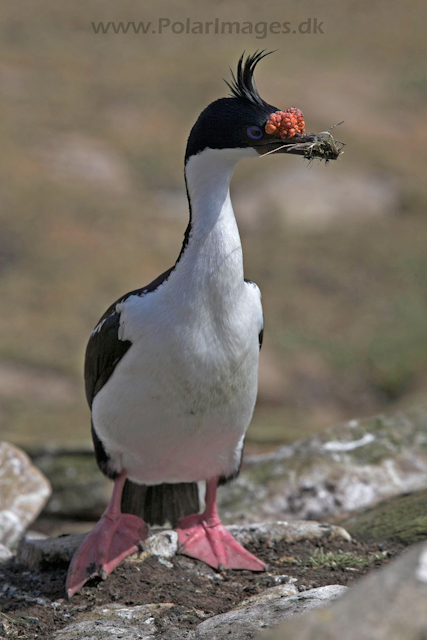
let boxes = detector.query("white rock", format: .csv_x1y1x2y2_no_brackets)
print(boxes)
415,547,427,584
52,603,174,639
194,585,348,639
238,583,299,607
24,530,48,540
218,411,427,524
0,542,13,561
323,433,375,452
0,442,51,548
144,529,178,558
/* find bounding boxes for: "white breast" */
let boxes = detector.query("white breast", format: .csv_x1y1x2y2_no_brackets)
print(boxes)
92,147,263,485
92,278,262,484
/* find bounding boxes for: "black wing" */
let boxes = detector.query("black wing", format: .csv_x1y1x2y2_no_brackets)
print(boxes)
84,267,174,408
85,266,200,521
85,310,132,408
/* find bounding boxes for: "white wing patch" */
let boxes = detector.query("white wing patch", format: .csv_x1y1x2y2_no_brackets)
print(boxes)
91,317,107,336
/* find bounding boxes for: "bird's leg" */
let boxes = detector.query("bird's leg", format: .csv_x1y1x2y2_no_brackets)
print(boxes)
65,471,148,599
176,477,266,571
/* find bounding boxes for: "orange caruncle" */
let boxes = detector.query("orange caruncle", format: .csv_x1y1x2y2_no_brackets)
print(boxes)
265,108,305,139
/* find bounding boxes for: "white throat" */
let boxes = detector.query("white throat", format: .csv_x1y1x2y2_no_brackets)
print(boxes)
174,147,257,291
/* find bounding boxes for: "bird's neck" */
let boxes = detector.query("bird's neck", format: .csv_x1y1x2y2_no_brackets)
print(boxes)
173,148,253,295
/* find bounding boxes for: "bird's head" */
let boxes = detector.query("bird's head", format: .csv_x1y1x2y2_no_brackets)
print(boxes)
185,51,342,167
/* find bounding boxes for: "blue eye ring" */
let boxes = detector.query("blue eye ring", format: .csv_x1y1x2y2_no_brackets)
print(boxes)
247,125,263,140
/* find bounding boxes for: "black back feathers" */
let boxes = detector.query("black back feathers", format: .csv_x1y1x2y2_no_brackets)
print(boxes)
224,50,275,107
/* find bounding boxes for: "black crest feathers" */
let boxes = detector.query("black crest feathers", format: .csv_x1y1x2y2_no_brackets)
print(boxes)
224,50,275,106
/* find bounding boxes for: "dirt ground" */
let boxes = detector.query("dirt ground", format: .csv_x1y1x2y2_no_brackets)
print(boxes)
0,535,405,639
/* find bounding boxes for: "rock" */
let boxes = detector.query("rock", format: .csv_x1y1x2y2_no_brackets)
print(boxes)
238,583,298,607
143,529,178,558
51,603,175,639
343,489,427,545
194,585,347,639
228,521,351,546
261,542,427,640
16,531,154,570
31,449,110,519
16,521,351,570
25,530,48,540
218,410,427,524
0,543,13,561
17,532,87,569
16,529,179,571
51,586,347,640
0,442,51,548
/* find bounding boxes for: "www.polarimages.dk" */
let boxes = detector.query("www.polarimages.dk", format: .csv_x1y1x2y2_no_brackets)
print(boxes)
91,18,325,38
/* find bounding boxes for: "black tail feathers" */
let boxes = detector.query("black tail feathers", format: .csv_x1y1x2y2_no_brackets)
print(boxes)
121,480,200,527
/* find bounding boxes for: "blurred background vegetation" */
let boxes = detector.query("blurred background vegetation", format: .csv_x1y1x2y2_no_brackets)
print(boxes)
0,0,426,452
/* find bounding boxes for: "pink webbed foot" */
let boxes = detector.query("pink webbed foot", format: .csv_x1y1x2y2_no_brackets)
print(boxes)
66,473,148,599
176,478,266,572
66,511,147,598
177,513,266,570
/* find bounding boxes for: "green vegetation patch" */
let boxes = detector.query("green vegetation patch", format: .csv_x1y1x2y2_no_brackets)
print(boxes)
344,490,427,546
304,547,388,569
